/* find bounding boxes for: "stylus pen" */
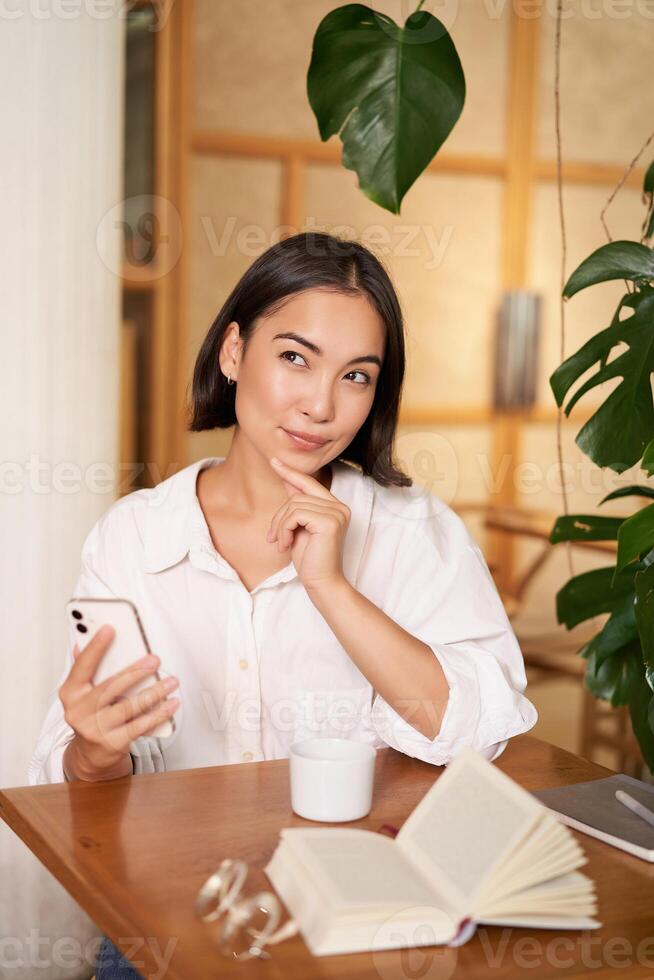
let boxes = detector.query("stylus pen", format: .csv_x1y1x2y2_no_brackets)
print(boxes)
615,789,654,829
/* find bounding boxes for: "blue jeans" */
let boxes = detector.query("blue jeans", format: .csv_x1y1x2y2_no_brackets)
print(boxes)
95,936,144,979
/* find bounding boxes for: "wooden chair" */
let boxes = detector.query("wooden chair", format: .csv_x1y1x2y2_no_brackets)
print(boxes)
456,503,647,777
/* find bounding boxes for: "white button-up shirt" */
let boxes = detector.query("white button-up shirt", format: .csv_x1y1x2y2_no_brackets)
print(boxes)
28,457,537,784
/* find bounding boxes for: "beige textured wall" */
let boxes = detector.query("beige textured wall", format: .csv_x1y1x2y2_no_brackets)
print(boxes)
529,181,645,409
193,0,510,153
303,165,503,407
186,155,283,461
537,0,654,164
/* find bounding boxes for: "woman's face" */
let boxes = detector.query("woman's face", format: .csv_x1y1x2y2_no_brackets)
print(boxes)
221,288,386,471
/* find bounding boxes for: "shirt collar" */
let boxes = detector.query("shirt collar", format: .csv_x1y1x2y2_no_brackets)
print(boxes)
143,456,373,586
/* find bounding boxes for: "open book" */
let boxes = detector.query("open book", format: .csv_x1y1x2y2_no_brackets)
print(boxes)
264,747,600,956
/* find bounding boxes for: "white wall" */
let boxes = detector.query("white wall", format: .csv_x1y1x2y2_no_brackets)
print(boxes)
0,6,125,978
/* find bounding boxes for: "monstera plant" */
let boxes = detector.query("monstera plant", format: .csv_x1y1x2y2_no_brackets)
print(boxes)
307,1,466,214
549,161,654,773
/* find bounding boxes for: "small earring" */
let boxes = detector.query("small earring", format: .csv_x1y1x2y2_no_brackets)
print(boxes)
227,374,235,386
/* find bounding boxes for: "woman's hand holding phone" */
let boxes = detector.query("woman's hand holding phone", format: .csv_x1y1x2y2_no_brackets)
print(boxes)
60,624,180,781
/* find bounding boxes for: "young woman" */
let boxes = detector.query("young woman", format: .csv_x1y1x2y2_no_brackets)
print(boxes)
29,231,537,978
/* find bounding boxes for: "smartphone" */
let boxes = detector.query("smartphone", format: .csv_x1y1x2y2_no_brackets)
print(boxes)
65,597,175,738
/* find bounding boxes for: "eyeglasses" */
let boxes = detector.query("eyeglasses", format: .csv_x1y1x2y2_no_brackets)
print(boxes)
194,859,298,961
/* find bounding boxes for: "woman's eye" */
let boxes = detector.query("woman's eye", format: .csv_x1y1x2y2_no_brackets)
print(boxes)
280,350,307,367
345,370,371,386
279,351,370,386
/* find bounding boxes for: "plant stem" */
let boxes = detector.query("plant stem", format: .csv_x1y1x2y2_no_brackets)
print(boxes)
415,0,426,11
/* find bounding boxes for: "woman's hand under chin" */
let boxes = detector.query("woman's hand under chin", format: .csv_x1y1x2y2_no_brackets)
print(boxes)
265,456,350,595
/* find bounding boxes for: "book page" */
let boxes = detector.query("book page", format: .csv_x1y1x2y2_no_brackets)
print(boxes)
280,827,460,927
477,871,598,918
475,814,584,905
396,747,544,910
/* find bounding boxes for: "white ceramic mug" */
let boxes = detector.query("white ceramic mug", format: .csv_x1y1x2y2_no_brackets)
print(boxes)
289,737,377,822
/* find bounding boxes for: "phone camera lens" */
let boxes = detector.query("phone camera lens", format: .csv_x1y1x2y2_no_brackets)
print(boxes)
76,623,88,633
71,610,83,620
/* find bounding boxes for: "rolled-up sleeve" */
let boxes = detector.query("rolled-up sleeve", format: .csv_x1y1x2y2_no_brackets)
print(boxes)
369,507,538,767
27,517,165,785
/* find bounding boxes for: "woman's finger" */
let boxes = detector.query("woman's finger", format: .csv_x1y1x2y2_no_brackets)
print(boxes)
66,624,116,687
93,658,161,709
268,497,341,543
86,694,179,757
278,506,346,550
270,457,333,500
100,676,179,732
120,696,180,744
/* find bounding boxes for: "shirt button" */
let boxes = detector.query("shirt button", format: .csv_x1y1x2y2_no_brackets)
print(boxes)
242,751,254,761
239,658,248,670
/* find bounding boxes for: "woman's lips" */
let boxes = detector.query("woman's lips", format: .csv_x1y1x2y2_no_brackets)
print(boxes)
281,428,329,451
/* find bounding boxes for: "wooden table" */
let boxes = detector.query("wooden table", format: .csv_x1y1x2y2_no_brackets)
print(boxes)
2,735,653,979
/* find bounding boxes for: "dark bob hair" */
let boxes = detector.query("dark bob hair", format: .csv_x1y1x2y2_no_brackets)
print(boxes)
188,231,412,488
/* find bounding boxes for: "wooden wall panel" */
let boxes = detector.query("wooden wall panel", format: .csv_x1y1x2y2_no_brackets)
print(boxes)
518,422,642,517
395,422,494,504
528,181,644,407
537,1,654,164
185,155,283,463
304,164,503,407
193,0,509,155
509,420,641,641
193,0,334,137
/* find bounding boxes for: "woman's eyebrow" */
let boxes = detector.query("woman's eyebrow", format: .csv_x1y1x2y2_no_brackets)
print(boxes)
272,331,382,368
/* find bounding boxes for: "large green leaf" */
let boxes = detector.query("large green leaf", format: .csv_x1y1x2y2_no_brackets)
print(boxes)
549,288,654,472
600,485,654,504
586,643,654,771
616,502,654,572
563,241,654,298
644,160,654,241
633,562,654,690
585,642,633,705
555,565,637,629
628,680,654,773
307,4,465,214
550,514,623,544
577,594,638,672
